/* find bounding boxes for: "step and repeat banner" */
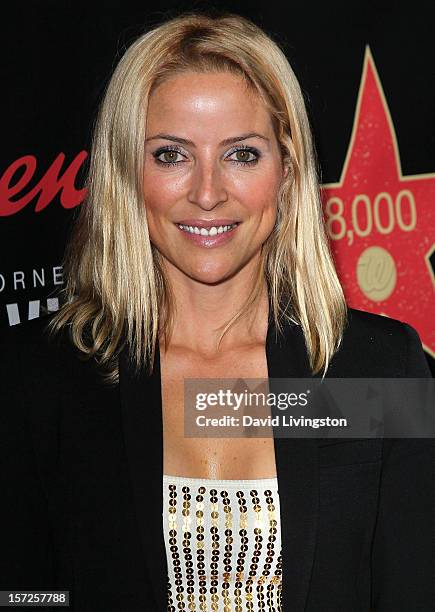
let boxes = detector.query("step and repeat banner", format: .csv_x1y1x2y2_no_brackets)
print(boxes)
1,1,434,372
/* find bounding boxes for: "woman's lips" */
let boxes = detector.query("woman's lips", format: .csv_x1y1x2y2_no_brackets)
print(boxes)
174,222,241,247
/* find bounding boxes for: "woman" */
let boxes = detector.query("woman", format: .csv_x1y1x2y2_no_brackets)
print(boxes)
1,11,434,612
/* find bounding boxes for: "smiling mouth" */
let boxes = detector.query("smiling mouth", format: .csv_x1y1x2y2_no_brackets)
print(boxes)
176,222,240,236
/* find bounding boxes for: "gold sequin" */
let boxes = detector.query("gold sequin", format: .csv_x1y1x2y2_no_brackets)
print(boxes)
164,480,282,611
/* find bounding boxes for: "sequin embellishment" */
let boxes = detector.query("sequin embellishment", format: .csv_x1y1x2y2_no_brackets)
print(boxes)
163,475,282,611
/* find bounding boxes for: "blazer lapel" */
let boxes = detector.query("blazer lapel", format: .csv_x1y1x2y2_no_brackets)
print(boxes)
119,342,167,609
119,315,319,611
266,317,319,611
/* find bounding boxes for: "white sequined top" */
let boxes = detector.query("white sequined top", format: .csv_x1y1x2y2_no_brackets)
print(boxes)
163,474,282,611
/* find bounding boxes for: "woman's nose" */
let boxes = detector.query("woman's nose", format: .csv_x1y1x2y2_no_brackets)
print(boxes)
187,160,228,210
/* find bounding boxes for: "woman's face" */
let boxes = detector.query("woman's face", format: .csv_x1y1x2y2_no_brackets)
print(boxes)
143,71,288,285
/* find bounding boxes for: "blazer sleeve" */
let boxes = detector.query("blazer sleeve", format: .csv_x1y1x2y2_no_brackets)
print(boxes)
370,322,435,610
0,326,56,593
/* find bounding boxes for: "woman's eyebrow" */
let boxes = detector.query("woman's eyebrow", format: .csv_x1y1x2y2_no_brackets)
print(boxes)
145,132,270,146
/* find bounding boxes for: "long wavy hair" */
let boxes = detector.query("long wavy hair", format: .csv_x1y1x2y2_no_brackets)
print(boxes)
46,10,348,384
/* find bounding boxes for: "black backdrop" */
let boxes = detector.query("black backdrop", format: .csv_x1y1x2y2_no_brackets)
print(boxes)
1,0,434,373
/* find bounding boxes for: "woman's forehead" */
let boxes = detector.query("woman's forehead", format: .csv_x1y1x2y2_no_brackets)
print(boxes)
146,72,273,139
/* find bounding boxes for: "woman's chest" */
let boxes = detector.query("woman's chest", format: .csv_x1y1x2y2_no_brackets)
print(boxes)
56,396,384,610
160,341,270,406
41,366,385,610
159,345,277,479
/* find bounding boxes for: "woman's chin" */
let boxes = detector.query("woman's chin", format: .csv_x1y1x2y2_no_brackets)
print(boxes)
185,264,241,286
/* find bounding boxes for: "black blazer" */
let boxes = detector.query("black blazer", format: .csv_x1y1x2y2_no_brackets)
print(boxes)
1,307,434,612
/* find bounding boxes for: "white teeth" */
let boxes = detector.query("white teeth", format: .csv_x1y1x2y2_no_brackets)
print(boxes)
177,223,238,236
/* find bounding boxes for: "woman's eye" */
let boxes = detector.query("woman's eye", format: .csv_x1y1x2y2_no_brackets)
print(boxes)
227,147,260,166
153,148,185,166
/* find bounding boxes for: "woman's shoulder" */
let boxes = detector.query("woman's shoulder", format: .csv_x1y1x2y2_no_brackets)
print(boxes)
328,306,431,377
347,307,418,342
1,312,70,364
345,306,425,352
0,312,96,391
1,311,64,345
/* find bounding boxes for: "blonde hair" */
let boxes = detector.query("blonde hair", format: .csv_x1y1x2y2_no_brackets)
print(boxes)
47,10,348,384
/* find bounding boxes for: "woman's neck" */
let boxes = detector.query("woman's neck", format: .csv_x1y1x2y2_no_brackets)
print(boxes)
160,263,269,356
